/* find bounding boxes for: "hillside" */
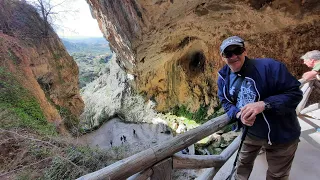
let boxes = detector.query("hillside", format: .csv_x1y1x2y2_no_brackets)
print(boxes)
0,1,110,179
61,37,111,55
61,37,114,88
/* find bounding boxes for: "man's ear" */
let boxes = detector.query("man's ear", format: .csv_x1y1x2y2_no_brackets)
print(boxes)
220,54,225,61
243,48,247,56
220,56,226,62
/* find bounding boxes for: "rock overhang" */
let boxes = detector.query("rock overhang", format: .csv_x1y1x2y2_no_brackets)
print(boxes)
87,0,320,113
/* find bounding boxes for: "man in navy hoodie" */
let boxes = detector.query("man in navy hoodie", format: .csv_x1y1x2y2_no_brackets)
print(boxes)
217,36,302,180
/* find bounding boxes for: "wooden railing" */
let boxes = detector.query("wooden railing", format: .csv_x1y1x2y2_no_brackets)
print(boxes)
77,79,319,180
77,114,240,180
297,79,320,115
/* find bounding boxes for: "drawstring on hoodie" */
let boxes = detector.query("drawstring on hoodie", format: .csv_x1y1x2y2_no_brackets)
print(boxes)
245,77,273,145
262,112,272,145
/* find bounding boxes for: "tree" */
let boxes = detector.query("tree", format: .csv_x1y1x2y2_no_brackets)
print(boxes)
0,0,44,38
27,0,77,37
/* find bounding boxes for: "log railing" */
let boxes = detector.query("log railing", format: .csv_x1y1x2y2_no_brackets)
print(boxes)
77,79,319,180
297,79,320,115
77,114,239,180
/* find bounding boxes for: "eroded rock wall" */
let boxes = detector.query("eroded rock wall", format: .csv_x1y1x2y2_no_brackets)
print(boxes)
0,0,84,128
88,0,320,113
80,56,157,128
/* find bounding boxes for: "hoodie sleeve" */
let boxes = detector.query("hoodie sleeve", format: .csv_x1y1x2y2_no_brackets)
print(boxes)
263,62,303,113
217,74,240,121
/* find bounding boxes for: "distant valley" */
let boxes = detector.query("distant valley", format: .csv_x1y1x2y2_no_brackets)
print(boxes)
62,37,114,88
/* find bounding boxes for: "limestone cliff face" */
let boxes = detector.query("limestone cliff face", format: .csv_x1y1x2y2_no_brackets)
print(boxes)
88,0,320,113
80,56,157,128
0,0,84,126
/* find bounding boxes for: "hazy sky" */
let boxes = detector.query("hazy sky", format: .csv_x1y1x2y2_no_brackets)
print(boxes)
27,0,103,37
57,0,103,37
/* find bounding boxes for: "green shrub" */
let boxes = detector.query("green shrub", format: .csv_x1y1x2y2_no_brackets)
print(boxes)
171,105,208,124
44,146,116,180
172,105,193,120
7,48,20,64
207,104,225,120
171,104,226,124
0,68,56,136
57,106,79,136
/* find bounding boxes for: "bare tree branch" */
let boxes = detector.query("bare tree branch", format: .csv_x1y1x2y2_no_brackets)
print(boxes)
0,128,59,148
26,0,77,37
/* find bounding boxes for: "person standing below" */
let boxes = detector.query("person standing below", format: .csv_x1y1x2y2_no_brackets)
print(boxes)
217,36,303,180
301,50,320,81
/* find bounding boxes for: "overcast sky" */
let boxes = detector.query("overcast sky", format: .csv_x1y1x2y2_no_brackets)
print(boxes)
57,0,103,37
27,0,103,38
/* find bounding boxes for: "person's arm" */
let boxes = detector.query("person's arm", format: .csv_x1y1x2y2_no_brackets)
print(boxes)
263,63,303,113
217,75,240,121
302,70,318,81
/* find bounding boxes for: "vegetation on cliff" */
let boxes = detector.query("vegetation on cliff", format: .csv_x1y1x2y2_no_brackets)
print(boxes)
0,127,128,180
0,1,104,179
62,37,113,88
0,67,113,179
0,68,56,136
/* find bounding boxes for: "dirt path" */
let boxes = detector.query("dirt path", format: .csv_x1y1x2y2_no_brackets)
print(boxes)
79,118,173,151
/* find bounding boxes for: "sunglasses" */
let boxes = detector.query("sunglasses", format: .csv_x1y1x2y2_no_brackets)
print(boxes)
222,47,245,58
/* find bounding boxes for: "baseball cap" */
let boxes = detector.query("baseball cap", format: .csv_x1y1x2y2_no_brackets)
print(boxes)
301,50,320,60
220,36,244,54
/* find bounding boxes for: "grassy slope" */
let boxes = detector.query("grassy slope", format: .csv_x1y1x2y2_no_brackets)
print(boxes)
0,67,57,136
0,67,126,179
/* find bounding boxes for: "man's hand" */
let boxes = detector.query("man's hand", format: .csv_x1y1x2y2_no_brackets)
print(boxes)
240,101,265,126
302,70,317,81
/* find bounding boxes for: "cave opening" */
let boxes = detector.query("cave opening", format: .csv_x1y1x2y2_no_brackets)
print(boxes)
189,51,205,74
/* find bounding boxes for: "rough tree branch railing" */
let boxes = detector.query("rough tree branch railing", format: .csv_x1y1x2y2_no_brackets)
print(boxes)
77,78,318,180
77,114,237,180
297,79,319,115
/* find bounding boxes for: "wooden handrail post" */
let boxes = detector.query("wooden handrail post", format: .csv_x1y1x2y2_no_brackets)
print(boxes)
196,167,219,180
296,80,314,115
127,168,153,180
77,149,157,180
151,114,230,161
150,158,173,180
172,135,241,169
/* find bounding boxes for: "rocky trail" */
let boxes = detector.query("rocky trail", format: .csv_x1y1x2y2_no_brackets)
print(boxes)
79,118,173,153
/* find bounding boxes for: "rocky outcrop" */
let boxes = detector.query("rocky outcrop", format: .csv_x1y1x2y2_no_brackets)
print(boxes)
80,56,157,128
0,0,84,128
87,0,320,113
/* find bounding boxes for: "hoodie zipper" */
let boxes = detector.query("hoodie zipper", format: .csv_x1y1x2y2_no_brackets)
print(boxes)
218,72,272,145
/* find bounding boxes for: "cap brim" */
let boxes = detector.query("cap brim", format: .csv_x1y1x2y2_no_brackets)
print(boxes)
300,54,308,60
220,42,243,54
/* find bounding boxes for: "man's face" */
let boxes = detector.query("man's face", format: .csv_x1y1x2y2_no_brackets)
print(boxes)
221,45,247,72
303,59,315,68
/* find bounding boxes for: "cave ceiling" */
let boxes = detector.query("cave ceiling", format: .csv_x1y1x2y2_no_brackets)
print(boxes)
87,0,320,113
